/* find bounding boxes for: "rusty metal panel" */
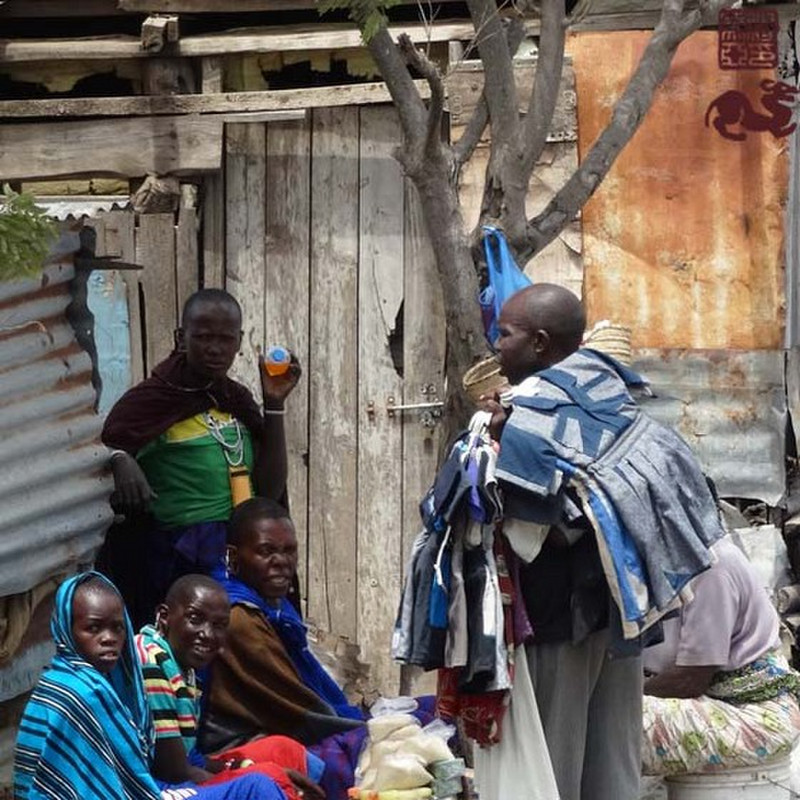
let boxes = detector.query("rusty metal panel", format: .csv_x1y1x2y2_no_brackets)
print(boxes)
634,348,786,505
0,231,113,602
570,31,787,349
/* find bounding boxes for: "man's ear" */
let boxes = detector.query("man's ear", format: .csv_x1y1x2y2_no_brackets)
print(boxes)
174,327,185,352
532,329,550,354
155,604,170,634
226,545,238,575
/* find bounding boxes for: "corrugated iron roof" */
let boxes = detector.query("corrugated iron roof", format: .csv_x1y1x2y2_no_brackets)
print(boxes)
634,348,786,506
0,230,113,601
32,195,130,221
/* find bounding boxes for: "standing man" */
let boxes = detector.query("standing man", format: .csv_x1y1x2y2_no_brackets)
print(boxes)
485,284,723,800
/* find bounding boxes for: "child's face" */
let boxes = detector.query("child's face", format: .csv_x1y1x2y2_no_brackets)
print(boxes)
157,586,230,670
232,517,298,606
177,301,242,380
72,588,126,674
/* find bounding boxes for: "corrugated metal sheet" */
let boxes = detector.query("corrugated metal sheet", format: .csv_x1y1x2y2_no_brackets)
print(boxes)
570,31,787,350
33,196,130,221
0,228,113,600
634,348,786,505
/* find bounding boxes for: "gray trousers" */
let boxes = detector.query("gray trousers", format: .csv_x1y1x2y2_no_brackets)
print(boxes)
527,629,643,800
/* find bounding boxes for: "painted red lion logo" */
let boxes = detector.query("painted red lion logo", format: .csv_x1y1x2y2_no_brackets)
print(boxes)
705,79,798,141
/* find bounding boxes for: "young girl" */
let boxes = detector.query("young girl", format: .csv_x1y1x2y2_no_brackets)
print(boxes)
14,572,287,800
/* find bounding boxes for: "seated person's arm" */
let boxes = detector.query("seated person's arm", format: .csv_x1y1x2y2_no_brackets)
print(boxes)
152,736,214,785
644,556,736,700
644,665,718,698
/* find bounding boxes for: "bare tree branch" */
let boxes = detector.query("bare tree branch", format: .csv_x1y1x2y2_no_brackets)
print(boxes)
518,0,735,264
398,34,446,161
521,0,566,176
364,27,428,147
453,17,526,167
464,0,521,148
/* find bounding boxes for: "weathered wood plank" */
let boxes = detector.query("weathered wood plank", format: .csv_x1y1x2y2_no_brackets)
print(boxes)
307,106,359,641
118,0,319,11
225,123,266,401
447,58,577,141
264,117,312,609
398,180,446,698
0,0,125,16
200,56,225,291
0,116,223,181
0,20,517,63
357,105,405,695
119,0,464,8
401,180,446,565
136,213,177,373
175,186,199,314
0,82,430,118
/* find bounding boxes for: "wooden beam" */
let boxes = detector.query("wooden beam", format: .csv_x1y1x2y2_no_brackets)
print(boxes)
0,0,127,16
119,0,320,9
0,115,222,181
0,80,431,119
0,20,533,63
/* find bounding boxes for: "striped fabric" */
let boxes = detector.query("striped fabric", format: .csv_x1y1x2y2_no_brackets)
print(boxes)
13,572,164,800
135,625,200,753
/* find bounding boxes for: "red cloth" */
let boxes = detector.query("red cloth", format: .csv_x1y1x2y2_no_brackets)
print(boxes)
102,351,264,455
205,735,308,800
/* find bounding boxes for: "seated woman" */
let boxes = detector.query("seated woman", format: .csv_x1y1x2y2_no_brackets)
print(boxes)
642,536,800,775
14,571,287,800
202,498,364,753
135,573,325,800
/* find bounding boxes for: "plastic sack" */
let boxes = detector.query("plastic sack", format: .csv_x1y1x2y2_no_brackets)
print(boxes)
421,718,457,744
399,733,453,764
478,226,533,349
373,753,432,791
370,697,418,717
368,714,420,743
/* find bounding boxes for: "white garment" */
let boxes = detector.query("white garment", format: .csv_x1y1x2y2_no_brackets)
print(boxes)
473,645,560,800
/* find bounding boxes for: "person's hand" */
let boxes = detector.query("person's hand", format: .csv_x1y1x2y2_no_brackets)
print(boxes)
260,352,302,409
109,452,157,515
479,392,508,440
285,768,325,800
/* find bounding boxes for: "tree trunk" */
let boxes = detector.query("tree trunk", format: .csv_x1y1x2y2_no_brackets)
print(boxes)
405,151,489,443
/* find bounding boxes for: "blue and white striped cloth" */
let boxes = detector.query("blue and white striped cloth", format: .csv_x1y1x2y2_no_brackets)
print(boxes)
14,572,162,800
497,349,724,639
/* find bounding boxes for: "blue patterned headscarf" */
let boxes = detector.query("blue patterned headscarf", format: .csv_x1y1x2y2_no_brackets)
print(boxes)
14,571,162,800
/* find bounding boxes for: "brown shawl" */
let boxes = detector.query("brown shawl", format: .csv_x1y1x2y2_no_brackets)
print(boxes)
200,605,361,753
102,351,264,455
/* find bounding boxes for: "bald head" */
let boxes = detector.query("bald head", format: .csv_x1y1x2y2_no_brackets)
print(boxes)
496,284,585,383
509,284,586,354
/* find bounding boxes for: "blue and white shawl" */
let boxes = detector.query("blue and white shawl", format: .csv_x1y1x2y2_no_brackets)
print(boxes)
497,349,724,640
13,572,163,800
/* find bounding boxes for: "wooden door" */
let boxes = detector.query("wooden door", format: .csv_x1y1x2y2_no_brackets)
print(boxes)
224,105,446,694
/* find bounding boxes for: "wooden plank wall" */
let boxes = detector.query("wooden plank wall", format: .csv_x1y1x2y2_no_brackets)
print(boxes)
91,201,199,392
226,106,446,695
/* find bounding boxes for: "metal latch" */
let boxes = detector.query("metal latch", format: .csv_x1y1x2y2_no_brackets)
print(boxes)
386,385,443,428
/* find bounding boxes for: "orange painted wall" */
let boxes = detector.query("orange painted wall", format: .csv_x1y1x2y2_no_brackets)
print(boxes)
569,31,787,349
